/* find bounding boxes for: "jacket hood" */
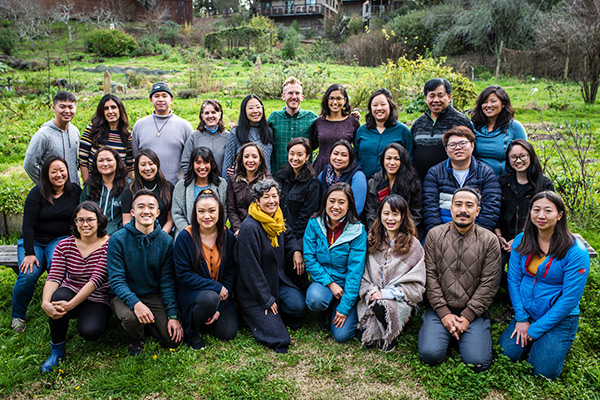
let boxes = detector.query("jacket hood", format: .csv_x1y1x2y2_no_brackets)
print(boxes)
124,219,162,248
315,217,363,248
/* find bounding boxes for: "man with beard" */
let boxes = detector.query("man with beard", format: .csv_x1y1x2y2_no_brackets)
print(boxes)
418,187,501,372
422,126,501,234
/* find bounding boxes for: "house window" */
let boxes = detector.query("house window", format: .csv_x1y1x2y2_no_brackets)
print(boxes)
306,0,316,6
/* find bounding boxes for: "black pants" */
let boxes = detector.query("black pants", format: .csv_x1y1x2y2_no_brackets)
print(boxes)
190,291,238,341
48,287,111,344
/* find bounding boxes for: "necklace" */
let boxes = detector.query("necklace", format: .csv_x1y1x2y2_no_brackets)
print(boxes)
153,114,172,137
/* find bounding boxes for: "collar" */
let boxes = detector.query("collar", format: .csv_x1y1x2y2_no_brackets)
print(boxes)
283,106,301,118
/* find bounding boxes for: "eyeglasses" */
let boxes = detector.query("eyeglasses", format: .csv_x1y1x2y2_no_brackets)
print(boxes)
509,154,529,162
75,217,97,225
446,140,471,150
328,96,345,102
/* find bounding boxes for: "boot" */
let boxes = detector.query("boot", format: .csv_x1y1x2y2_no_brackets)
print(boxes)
41,342,65,373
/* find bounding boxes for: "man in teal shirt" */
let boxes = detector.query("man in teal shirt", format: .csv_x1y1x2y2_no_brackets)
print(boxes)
267,76,318,172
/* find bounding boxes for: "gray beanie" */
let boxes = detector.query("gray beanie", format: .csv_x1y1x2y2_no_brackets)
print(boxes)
149,82,173,98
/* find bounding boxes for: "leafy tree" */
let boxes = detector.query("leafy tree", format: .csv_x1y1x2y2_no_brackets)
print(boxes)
248,15,276,53
281,26,302,59
538,0,600,103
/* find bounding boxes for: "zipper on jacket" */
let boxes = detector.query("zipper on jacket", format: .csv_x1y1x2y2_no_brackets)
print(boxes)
455,235,464,298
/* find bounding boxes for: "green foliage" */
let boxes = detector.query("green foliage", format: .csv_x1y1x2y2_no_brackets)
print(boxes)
387,9,435,59
204,31,221,53
0,28,18,56
281,27,302,60
0,175,32,214
246,65,330,100
247,16,276,54
158,21,184,47
350,57,477,110
131,34,164,56
86,29,137,57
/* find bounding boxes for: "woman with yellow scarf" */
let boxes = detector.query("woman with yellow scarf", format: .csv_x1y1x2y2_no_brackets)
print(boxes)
234,178,305,353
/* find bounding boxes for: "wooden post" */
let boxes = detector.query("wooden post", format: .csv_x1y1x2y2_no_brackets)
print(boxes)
564,55,569,80
495,40,504,81
104,70,111,94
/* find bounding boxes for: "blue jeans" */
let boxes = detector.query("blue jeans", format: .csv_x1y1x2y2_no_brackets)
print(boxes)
499,315,579,379
11,236,67,319
306,282,358,343
418,308,493,372
279,284,307,330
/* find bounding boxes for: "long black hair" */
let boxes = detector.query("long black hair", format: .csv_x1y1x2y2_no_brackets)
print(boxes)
380,143,421,203
86,146,128,201
367,194,416,256
471,85,515,131
89,94,131,149
313,182,360,225
130,148,172,209
190,189,227,274
505,139,547,191
184,147,222,187
515,191,573,260
278,137,315,182
38,155,74,205
236,94,273,145
365,88,398,130
320,83,351,117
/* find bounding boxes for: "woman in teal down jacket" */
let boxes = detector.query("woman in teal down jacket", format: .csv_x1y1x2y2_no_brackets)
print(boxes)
304,182,367,342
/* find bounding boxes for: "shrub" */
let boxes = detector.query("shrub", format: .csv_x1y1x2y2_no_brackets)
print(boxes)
86,29,137,57
131,34,162,56
0,28,18,55
350,57,477,110
0,176,32,214
204,32,221,53
338,30,405,67
246,65,330,99
159,21,184,46
281,28,302,60
387,9,435,59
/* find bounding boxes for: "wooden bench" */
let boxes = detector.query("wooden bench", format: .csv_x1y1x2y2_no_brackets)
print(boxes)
0,245,18,273
574,234,597,259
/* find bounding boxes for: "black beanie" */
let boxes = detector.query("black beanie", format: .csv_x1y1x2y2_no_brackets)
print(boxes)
149,82,173,98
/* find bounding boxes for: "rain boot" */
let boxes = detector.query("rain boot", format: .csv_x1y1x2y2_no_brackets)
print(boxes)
41,342,65,373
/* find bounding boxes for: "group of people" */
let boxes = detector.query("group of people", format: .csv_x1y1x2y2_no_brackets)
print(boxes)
11,76,589,381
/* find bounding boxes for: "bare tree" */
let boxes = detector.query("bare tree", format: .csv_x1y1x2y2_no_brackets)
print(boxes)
139,0,172,34
93,0,127,28
538,0,600,104
52,2,87,43
0,0,51,46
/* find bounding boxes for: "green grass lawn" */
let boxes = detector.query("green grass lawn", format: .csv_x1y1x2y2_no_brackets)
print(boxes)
0,263,598,399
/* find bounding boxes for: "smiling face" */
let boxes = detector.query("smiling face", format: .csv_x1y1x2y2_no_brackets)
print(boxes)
370,94,391,124
137,155,158,181
52,100,77,126
48,159,68,191
530,197,562,234
288,143,310,175
481,92,504,121
242,146,261,174
150,91,173,115
330,145,350,174
450,190,480,229
245,98,264,124
103,99,120,126
282,83,304,114
328,89,346,114
96,150,117,177
383,147,401,176
131,194,159,228
194,156,211,181
196,197,220,231
257,187,279,217
425,84,451,117
201,103,222,129
445,134,474,164
326,190,349,226
380,202,402,236
508,144,531,173
75,209,98,238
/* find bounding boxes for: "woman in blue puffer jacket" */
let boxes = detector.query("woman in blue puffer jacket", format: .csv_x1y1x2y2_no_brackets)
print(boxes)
304,182,367,343
499,191,589,379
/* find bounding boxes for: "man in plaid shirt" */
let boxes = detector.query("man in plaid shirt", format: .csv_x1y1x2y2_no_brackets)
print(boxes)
267,77,318,172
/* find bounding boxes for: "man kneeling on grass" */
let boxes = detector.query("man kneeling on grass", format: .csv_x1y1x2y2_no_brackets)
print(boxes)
107,189,183,355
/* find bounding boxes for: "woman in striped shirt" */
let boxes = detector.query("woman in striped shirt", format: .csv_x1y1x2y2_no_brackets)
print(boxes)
79,94,134,181
40,201,111,373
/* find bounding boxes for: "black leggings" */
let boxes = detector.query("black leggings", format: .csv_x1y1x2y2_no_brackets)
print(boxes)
373,302,388,331
48,287,112,343
190,291,238,341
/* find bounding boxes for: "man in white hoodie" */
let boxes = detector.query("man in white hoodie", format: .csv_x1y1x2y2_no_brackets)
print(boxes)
23,91,80,184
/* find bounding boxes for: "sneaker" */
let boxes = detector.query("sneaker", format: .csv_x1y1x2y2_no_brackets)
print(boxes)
129,339,144,356
190,332,206,350
11,318,26,333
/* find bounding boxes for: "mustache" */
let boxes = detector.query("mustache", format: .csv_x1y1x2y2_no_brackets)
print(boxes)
456,213,470,218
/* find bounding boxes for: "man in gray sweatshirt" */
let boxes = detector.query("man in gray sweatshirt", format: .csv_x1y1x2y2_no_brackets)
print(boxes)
132,82,193,186
23,91,80,184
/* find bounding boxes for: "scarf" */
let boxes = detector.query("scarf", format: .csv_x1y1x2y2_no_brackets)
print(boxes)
325,164,341,186
248,202,286,247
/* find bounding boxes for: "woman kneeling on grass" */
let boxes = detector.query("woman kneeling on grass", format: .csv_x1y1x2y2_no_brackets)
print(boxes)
499,191,590,379
40,201,111,372
304,183,367,343
235,179,306,353
174,189,237,350
357,195,426,351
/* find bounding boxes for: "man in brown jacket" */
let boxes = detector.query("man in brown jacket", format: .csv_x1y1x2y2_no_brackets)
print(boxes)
418,187,501,372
